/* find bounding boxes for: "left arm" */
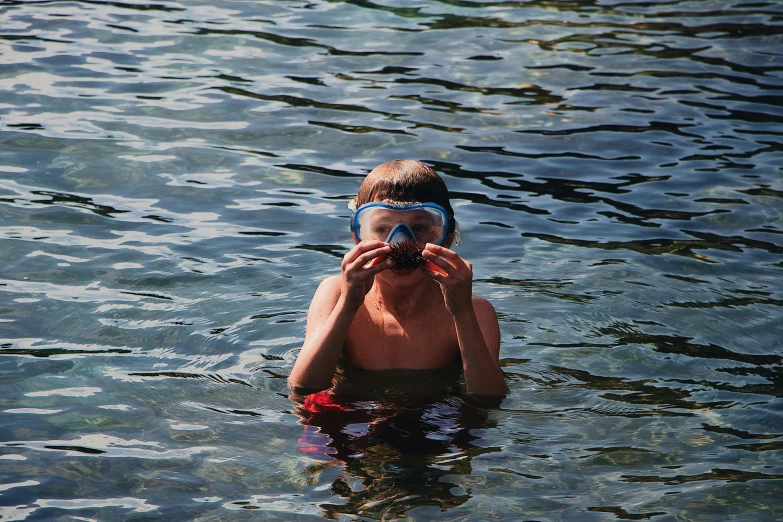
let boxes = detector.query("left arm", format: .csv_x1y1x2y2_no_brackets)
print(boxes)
422,244,508,396
454,295,506,396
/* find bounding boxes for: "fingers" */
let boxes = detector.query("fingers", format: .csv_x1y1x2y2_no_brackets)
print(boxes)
421,259,449,278
354,246,390,269
341,241,391,275
423,244,470,270
421,251,457,278
422,244,467,272
366,258,393,275
347,239,387,259
421,243,472,282
368,250,388,268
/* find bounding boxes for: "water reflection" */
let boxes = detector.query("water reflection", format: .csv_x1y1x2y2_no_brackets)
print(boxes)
293,392,499,520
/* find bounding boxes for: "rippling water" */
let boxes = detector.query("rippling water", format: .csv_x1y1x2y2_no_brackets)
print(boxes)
1,0,781,520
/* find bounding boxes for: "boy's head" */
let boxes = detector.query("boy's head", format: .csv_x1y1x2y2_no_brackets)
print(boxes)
355,160,455,223
351,160,459,247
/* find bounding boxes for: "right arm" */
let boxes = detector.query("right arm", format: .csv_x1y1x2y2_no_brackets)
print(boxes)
288,240,391,394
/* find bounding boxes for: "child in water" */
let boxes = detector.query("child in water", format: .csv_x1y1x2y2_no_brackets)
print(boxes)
288,160,507,397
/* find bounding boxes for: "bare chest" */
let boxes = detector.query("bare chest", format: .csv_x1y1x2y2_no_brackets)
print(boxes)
344,303,459,370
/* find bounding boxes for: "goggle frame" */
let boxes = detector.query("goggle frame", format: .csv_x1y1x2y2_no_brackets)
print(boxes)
350,202,452,246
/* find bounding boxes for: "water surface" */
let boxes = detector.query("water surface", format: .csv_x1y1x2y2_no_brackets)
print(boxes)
1,0,781,520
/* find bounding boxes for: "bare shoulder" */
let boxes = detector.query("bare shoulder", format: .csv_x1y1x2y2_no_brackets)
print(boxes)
304,275,342,338
471,294,498,320
316,275,342,295
310,275,341,310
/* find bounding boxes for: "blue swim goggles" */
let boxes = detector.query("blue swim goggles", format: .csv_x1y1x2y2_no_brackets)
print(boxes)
350,202,453,246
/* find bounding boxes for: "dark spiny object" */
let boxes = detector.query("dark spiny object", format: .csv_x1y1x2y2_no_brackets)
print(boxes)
388,240,425,270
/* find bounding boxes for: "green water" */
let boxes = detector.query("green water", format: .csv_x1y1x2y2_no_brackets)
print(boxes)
1,0,781,520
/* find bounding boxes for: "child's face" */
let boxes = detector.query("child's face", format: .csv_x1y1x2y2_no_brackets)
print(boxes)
366,207,442,245
352,201,450,246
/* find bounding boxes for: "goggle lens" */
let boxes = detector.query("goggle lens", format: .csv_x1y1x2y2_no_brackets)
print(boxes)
352,203,450,245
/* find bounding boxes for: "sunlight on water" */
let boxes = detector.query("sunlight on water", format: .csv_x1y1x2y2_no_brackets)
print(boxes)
1,0,781,520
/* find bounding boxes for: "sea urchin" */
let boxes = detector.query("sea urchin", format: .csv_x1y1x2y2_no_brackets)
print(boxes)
388,240,425,270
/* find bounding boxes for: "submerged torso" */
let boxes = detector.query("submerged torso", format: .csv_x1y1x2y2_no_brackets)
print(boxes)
332,358,463,400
